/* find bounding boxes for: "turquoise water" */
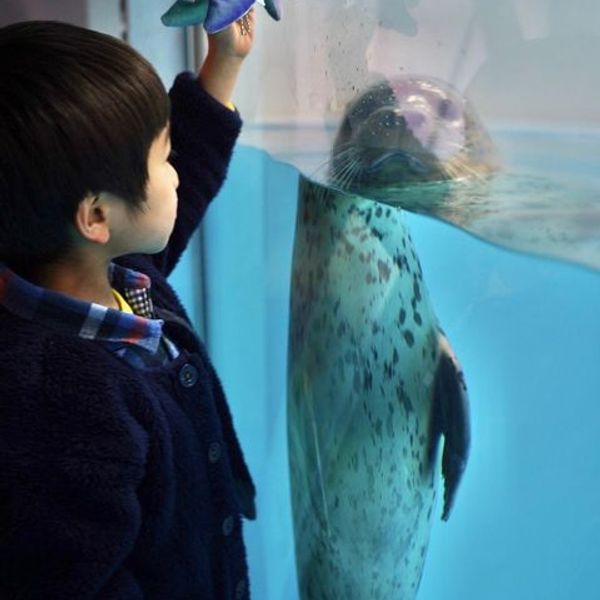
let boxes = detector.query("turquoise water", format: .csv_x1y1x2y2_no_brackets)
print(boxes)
199,131,600,599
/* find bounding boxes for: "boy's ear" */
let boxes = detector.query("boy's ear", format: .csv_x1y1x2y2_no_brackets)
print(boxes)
74,193,111,244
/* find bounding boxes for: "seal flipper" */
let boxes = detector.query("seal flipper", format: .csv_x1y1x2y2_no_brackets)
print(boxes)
428,333,470,522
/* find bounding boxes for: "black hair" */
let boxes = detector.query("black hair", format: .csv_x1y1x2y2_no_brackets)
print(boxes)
0,20,170,268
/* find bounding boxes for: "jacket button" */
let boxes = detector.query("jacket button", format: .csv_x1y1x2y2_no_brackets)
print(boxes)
208,442,222,463
222,515,234,536
178,363,198,388
235,578,247,599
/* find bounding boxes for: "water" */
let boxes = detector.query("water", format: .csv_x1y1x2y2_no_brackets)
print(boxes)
403,210,600,600
203,129,600,599
247,126,600,272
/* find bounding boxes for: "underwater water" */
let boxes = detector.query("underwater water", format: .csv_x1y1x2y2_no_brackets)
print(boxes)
203,127,600,599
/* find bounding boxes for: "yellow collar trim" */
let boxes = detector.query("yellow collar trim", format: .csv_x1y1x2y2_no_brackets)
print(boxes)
112,288,134,314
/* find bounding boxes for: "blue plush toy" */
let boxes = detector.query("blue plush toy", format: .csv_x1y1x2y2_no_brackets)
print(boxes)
161,0,281,33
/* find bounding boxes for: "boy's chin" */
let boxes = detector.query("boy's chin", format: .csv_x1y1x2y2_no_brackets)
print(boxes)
142,229,175,255
118,238,170,257
145,239,170,255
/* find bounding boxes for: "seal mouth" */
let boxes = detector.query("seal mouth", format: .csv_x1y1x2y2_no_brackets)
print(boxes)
328,147,440,193
367,151,431,176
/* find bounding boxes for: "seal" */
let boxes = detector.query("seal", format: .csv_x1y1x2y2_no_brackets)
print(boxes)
287,77,478,600
328,76,499,195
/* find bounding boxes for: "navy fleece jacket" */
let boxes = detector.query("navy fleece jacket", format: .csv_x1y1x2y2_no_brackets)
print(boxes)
0,72,255,599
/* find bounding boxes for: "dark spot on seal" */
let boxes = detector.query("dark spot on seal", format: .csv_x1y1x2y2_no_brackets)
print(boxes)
384,361,393,380
363,368,373,391
399,308,406,325
397,384,414,414
413,312,422,326
403,330,415,347
377,260,391,282
392,251,405,271
370,227,383,240
413,280,422,301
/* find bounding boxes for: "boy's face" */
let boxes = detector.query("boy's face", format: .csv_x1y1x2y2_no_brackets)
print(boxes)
109,124,179,256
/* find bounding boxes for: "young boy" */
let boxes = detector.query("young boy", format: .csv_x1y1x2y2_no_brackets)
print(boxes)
0,15,256,600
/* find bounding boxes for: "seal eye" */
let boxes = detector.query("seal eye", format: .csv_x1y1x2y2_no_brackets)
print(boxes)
438,99,455,119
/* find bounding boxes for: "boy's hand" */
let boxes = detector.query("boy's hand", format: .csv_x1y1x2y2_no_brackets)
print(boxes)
208,7,256,60
199,8,256,107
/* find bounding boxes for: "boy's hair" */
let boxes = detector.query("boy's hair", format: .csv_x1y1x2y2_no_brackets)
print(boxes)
0,20,170,268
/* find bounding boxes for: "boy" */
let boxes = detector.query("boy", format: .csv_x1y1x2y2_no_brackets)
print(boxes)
0,14,256,600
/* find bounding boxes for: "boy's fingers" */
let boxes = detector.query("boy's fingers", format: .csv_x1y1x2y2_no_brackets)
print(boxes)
237,8,255,36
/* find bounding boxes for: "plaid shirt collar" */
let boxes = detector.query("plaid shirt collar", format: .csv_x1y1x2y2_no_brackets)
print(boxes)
0,262,163,355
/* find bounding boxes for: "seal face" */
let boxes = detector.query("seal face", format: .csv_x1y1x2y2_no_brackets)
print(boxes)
287,78,472,600
329,77,499,195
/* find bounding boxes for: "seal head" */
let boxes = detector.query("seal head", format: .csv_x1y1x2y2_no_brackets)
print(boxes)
329,77,499,194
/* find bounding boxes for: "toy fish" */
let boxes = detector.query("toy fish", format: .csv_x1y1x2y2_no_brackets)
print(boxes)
161,0,281,33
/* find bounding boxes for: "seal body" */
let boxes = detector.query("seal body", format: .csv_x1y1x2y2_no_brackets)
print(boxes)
288,177,469,599
287,76,477,596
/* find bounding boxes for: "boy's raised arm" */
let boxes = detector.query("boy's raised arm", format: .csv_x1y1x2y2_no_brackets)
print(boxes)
149,12,256,277
199,8,255,107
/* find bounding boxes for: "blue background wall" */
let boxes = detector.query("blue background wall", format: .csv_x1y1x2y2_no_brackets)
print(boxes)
203,146,600,599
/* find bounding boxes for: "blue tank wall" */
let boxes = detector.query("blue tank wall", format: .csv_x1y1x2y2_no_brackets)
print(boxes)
203,145,600,599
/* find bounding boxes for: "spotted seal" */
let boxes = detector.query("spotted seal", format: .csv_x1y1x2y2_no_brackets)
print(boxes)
287,77,483,599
